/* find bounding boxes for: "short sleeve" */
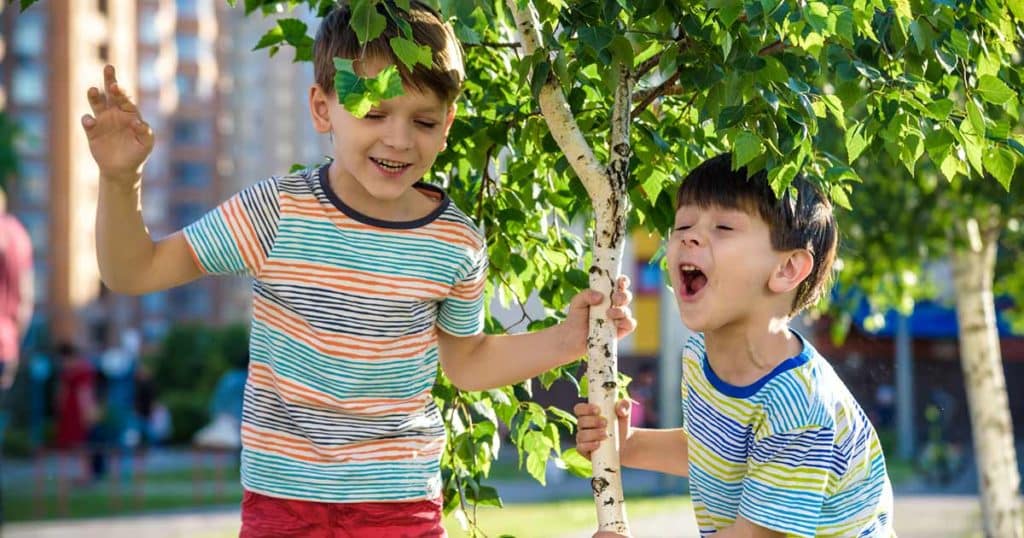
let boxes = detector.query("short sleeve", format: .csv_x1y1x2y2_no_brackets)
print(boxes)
739,426,835,537
437,243,487,336
183,178,280,277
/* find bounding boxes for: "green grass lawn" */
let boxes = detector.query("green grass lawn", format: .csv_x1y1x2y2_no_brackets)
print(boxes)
4,467,243,522
444,495,691,538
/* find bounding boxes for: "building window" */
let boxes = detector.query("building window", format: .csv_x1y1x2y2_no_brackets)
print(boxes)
177,0,197,17
12,14,45,57
172,161,212,187
176,73,196,98
172,119,211,145
139,11,160,46
17,210,47,251
175,35,199,61
18,160,48,206
12,65,45,105
14,111,46,155
139,60,160,90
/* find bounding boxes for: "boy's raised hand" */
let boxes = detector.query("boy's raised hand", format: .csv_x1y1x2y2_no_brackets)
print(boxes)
81,65,154,184
574,399,631,460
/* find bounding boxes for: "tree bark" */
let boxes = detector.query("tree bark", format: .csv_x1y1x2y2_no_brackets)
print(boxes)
507,2,631,534
952,212,1023,538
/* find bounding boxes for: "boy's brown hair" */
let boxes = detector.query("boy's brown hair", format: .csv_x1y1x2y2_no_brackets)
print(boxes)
313,1,464,104
676,153,838,316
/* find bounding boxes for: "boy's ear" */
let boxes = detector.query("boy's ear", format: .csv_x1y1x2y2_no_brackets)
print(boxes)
440,103,457,151
768,249,814,294
309,84,333,134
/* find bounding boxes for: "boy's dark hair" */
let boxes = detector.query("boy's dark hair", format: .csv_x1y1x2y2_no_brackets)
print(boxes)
313,1,464,104
676,153,838,316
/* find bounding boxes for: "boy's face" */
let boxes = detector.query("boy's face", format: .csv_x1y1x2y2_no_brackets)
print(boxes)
309,57,455,209
666,203,785,332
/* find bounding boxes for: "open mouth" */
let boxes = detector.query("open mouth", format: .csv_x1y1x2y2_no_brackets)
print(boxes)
679,264,708,298
370,157,412,173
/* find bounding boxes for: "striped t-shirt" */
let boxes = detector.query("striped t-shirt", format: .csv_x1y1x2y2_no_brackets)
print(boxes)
183,164,487,502
682,333,894,537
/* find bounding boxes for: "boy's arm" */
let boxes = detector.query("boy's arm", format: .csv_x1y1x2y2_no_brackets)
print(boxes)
707,517,786,538
85,65,202,295
618,427,689,477
437,286,634,391
576,401,689,477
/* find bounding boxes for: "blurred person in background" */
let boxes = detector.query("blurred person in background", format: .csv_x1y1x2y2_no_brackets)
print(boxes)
53,342,102,483
0,185,35,525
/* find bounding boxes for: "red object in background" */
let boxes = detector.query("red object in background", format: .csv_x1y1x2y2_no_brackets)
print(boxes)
54,355,97,449
239,491,446,537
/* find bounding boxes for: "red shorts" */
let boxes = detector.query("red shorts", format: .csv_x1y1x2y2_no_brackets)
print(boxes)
239,490,446,537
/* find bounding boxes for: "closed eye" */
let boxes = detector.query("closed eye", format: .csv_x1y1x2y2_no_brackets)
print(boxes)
415,120,439,129
716,225,733,231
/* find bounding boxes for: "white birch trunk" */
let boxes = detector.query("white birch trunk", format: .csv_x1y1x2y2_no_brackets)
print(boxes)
507,2,631,533
952,214,1023,538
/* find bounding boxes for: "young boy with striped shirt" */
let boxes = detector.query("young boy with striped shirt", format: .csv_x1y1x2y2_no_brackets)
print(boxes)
576,154,894,538
83,2,634,536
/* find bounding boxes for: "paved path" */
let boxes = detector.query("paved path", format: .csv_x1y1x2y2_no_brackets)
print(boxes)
4,494,985,538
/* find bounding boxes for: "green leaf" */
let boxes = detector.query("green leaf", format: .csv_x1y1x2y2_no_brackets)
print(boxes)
253,26,285,51
733,131,764,168
976,75,1014,105
939,153,961,182
805,1,830,32
845,124,868,163
959,118,986,176
1009,0,1024,19
926,99,954,120
530,60,551,100
830,184,852,210
389,37,433,70
984,146,1016,190
561,448,593,478
367,65,406,100
578,26,614,53
967,99,986,136
350,0,387,44
469,485,503,508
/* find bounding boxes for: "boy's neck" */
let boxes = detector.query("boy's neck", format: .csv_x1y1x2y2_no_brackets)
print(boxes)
703,316,803,388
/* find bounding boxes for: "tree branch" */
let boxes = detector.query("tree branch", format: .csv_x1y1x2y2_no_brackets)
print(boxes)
634,34,687,79
631,71,680,118
757,40,785,56
465,41,522,49
506,0,608,203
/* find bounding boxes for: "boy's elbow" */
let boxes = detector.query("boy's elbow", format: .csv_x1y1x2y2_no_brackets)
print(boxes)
442,367,488,392
100,274,146,296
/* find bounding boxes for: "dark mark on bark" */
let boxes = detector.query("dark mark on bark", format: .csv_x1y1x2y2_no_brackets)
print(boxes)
591,477,610,495
602,381,616,390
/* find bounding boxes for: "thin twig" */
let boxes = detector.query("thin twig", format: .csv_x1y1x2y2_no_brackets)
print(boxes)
631,71,680,117
466,41,522,49
475,144,496,224
757,40,785,56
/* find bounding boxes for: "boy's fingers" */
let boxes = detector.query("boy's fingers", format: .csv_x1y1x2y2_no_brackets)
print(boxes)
610,289,633,307
616,275,631,291
87,87,107,115
104,64,117,91
81,114,96,130
576,415,607,430
573,402,600,416
132,119,154,146
616,400,631,416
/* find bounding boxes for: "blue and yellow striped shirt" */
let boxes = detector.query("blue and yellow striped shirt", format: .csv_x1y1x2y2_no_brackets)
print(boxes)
682,333,894,537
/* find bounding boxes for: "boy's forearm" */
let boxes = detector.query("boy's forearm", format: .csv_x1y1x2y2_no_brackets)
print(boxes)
619,428,689,477
96,175,157,294
440,323,582,391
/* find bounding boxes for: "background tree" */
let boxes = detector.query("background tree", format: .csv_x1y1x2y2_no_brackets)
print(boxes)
18,0,1022,534
820,2,1024,535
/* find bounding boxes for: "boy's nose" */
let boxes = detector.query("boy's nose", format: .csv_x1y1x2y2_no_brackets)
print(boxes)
382,124,414,150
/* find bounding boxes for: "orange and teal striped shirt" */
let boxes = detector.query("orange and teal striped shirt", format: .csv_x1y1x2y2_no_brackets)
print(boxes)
184,164,487,502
